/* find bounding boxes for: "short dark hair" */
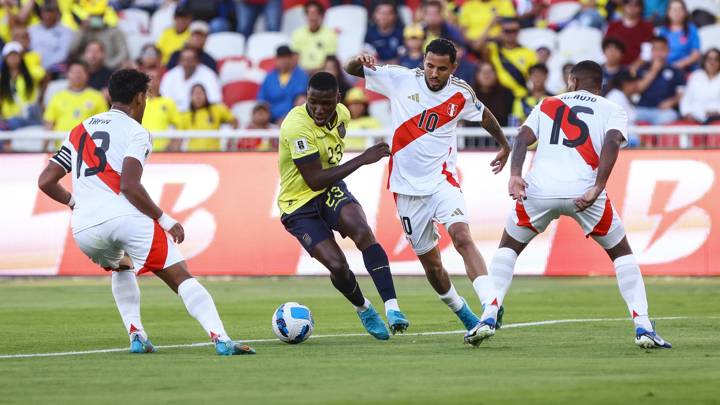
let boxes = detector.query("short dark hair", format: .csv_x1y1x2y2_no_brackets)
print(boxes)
651,35,669,45
529,63,549,75
425,38,457,64
108,69,150,104
602,38,626,53
570,60,603,90
304,0,325,15
308,71,338,92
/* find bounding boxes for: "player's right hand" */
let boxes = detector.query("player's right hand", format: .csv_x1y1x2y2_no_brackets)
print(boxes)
356,54,377,71
168,223,185,244
508,175,528,201
361,142,391,164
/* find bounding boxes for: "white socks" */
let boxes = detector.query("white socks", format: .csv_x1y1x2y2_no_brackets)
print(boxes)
439,284,465,312
489,247,518,305
178,278,231,342
613,255,653,331
472,275,500,320
111,270,146,342
354,297,371,313
384,298,399,313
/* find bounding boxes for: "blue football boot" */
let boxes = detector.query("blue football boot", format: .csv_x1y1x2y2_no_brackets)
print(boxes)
129,333,156,354
215,340,257,356
454,299,481,331
358,304,390,340
386,310,410,334
635,325,672,349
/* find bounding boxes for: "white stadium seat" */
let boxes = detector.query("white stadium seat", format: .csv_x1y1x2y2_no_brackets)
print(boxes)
324,5,367,63
368,99,392,129
206,32,246,61
232,100,258,127
10,126,47,152
125,32,155,61
246,32,290,65
699,24,720,52
119,8,150,35
219,59,266,85
43,79,68,107
547,1,582,26
398,5,413,26
518,27,558,51
557,26,604,63
150,2,175,40
281,6,306,37
685,0,720,15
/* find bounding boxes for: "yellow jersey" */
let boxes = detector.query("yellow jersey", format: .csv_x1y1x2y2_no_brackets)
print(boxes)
0,65,44,119
157,27,191,65
178,103,235,151
277,103,351,214
43,88,108,131
487,42,537,98
290,26,337,71
142,96,181,151
459,0,516,40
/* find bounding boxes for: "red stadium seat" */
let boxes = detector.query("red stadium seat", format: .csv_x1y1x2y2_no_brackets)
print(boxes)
283,0,329,10
258,57,276,72
223,81,261,106
217,56,251,73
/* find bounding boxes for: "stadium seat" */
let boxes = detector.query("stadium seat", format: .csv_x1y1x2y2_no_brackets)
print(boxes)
545,54,569,94
368,99,392,128
216,56,251,72
324,5,367,62
206,32,246,61
150,2,175,40
699,24,720,52
9,126,46,152
258,57,276,72
518,28,558,51
281,6,306,37
546,1,582,26
231,100,258,127
118,8,150,35
246,32,290,65
222,81,261,106
686,0,720,15
219,59,266,85
398,5,413,26
557,26,604,63
43,79,68,107
125,32,155,61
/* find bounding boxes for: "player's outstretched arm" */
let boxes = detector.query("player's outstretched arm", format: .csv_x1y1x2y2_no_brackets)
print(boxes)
344,54,377,78
38,162,74,208
121,157,184,243
481,108,512,174
296,142,390,191
574,130,623,212
508,126,537,201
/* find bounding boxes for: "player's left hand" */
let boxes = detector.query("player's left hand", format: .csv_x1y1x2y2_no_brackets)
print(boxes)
491,146,510,174
574,185,602,212
168,223,185,244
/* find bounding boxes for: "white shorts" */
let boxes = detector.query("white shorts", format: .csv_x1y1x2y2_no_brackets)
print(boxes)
506,195,625,249
395,182,469,255
73,214,184,274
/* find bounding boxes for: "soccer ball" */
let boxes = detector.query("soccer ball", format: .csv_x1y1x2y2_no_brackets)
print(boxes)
272,302,314,344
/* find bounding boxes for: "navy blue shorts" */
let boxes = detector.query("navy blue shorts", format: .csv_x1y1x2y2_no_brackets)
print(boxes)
281,181,359,254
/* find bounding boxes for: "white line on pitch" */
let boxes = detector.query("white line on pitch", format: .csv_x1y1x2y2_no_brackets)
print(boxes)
0,316,696,360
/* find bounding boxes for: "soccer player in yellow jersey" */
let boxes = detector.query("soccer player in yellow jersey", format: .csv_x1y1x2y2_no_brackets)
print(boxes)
278,72,409,340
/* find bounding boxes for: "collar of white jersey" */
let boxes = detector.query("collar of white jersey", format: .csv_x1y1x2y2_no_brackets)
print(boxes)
109,107,129,117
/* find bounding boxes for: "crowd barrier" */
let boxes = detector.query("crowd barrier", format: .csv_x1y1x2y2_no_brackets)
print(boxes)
1,150,718,277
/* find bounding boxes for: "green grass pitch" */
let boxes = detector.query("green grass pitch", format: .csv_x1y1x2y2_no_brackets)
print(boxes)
0,276,718,405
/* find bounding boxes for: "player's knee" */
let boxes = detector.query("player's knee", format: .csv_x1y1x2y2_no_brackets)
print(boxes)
451,231,475,253
325,258,350,276
350,226,375,250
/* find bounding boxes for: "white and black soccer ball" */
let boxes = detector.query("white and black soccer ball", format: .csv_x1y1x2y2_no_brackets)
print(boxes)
272,302,314,344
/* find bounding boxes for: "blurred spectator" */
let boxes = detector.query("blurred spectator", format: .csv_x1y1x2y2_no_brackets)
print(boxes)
635,36,684,124
459,0,516,41
0,42,43,131
536,46,551,65
606,70,639,144
167,21,217,73
60,0,120,31
258,45,308,123
43,62,107,149
644,0,669,25
471,61,514,126
12,26,43,76
235,0,282,38
156,6,192,65
83,41,113,95
680,48,720,123
141,69,182,151
68,7,129,70
293,93,307,106
399,24,425,69
512,63,551,123
567,0,605,29
233,101,278,151
602,38,627,94
486,18,537,98
184,0,236,33
364,0,404,64
453,42,476,85
28,1,72,77
605,0,654,67
657,0,700,71
422,1,464,46
179,83,238,151
322,55,351,101
345,87,382,151
160,47,221,112
136,44,163,71
291,1,337,71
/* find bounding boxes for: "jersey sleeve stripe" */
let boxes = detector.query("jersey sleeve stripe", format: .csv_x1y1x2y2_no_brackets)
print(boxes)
292,152,320,165
451,78,479,104
49,157,71,172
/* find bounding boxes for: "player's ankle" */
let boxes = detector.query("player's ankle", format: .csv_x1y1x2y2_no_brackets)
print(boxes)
354,298,371,313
